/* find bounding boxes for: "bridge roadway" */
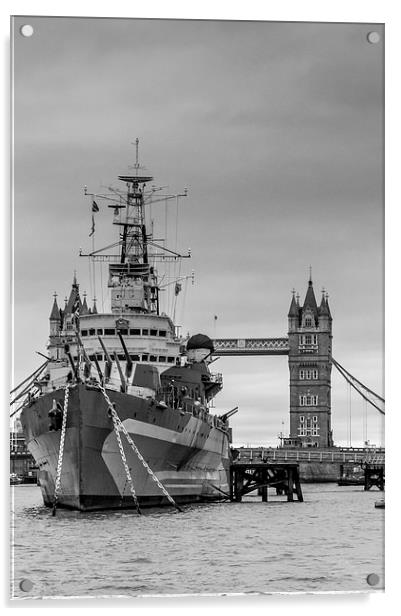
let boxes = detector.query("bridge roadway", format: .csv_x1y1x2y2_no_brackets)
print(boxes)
213,338,289,356
233,447,385,466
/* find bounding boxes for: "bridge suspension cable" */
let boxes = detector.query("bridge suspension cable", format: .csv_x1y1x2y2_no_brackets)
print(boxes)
331,357,384,416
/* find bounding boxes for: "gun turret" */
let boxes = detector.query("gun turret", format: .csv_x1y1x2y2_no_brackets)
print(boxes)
219,406,238,421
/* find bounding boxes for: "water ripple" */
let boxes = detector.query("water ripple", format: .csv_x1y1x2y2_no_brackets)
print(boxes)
10,484,384,598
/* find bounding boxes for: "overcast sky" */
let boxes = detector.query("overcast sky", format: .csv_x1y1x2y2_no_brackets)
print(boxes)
12,17,384,446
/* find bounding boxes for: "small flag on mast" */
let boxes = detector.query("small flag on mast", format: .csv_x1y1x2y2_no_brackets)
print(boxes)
89,199,99,236
89,214,95,237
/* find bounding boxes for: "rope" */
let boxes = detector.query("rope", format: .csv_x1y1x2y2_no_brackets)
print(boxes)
98,384,182,512
10,391,40,418
348,382,352,447
100,261,105,313
331,357,385,403
52,385,70,516
10,381,38,407
331,357,385,415
10,361,48,395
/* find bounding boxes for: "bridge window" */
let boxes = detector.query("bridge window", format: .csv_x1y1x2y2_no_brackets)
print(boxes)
150,329,158,336
299,334,318,345
142,354,149,361
299,369,318,380
149,355,157,362
96,353,103,360
130,354,140,361
299,395,318,406
159,356,166,362
167,357,175,363
81,330,88,336
118,329,129,336
158,330,167,337
130,328,141,336
97,328,103,335
104,328,116,336
142,329,149,336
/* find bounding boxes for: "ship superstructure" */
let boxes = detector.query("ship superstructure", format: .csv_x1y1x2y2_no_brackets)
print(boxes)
18,142,234,511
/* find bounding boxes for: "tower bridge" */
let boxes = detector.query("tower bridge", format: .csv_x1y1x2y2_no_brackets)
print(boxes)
213,338,289,355
211,275,384,450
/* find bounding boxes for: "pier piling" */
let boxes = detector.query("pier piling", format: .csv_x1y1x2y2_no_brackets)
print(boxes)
229,462,303,503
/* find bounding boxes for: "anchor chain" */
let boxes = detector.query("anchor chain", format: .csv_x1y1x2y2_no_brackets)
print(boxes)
110,405,141,515
98,384,182,512
98,384,141,514
52,384,70,516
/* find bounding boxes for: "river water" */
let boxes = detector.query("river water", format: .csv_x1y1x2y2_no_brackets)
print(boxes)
10,483,384,599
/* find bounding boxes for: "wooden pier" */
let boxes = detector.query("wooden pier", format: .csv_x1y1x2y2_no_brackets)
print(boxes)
364,463,385,491
229,462,303,503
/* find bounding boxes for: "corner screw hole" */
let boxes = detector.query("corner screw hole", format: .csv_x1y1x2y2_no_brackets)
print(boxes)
19,578,34,592
367,32,380,44
366,573,380,586
20,25,34,37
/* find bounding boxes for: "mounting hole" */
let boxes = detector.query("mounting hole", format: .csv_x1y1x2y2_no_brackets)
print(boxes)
19,578,34,592
366,573,380,586
20,24,34,37
367,31,380,44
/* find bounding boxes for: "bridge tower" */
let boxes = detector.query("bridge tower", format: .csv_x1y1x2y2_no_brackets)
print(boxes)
286,276,334,448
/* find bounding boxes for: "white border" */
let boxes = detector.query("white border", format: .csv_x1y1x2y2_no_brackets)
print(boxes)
2,1,398,614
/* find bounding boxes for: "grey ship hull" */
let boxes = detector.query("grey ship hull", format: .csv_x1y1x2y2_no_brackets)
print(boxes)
20,383,231,511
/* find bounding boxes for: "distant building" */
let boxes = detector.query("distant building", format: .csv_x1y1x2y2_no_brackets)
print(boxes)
10,431,37,480
283,276,334,448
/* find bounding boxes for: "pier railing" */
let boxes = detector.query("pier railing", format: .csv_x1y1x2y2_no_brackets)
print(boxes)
233,447,385,465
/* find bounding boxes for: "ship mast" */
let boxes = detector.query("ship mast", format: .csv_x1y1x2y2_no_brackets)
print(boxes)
80,140,191,317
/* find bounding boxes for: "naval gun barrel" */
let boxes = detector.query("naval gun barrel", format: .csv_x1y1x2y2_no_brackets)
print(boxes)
219,406,238,421
98,336,113,381
76,332,94,379
64,344,80,382
117,331,133,378
76,332,104,383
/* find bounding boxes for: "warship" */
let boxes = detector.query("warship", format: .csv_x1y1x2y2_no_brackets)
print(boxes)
18,142,235,512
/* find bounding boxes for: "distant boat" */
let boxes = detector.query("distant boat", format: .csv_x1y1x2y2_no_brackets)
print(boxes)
338,463,364,486
374,499,385,509
10,473,22,485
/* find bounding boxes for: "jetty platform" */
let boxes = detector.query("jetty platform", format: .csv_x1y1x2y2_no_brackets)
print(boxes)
231,446,385,483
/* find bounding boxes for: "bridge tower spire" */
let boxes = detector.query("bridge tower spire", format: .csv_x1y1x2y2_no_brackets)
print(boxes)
286,276,333,448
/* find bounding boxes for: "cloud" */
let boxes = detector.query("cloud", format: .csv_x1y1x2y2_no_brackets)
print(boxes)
12,18,384,445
